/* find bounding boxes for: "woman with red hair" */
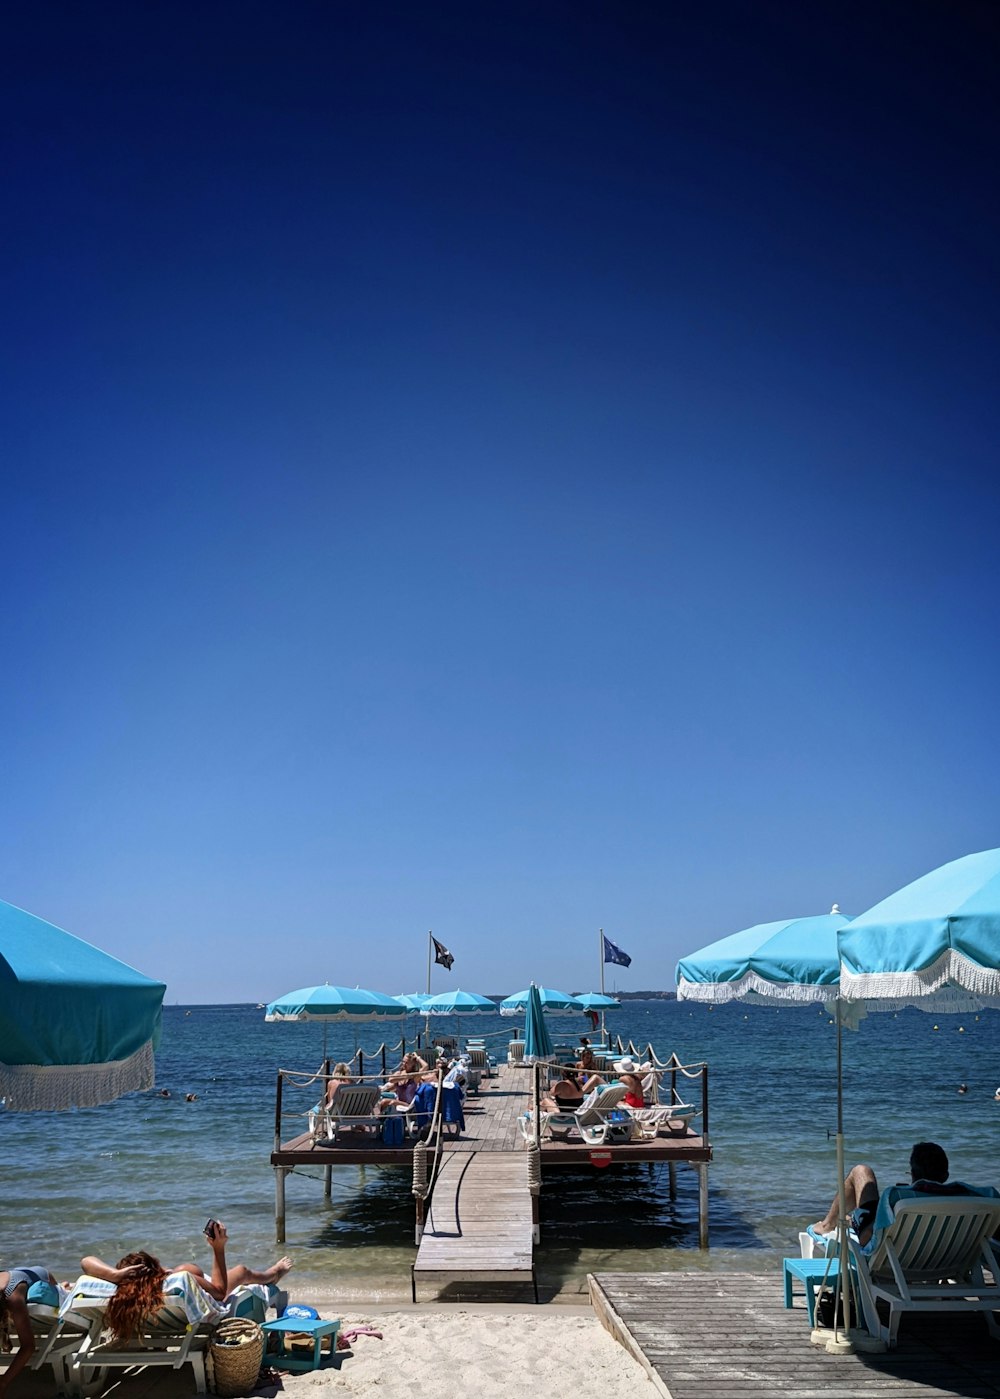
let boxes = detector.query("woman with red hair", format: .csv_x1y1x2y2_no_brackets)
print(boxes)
82,1222,292,1342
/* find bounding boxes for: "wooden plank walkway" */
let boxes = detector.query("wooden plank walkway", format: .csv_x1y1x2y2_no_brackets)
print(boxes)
412,1150,537,1301
589,1272,1000,1399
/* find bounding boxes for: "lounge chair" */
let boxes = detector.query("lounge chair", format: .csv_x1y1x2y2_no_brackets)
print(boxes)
314,1083,383,1142
508,1040,525,1064
626,1102,697,1138
467,1047,490,1084
848,1190,1000,1346
63,1271,228,1394
545,1084,629,1144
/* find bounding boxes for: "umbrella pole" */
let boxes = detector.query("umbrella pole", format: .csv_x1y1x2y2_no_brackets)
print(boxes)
599,927,606,1042
822,1000,855,1354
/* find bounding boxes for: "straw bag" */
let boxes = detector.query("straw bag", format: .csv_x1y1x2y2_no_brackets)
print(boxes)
210,1317,264,1397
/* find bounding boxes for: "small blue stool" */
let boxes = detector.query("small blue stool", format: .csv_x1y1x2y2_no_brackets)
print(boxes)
782,1257,841,1325
262,1316,341,1371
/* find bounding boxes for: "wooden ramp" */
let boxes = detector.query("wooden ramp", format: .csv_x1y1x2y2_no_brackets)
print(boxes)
590,1272,1000,1399
412,1150,537,1302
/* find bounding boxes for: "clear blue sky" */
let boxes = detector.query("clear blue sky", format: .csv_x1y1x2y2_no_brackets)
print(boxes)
2,3,997,1002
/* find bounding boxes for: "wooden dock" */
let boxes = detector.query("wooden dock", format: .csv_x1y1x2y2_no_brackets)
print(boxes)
589,1271,1000,1399
270,1058,713,1290
412,1151,537,1301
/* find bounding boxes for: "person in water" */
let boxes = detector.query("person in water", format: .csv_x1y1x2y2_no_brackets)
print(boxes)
81,1221,292,1340
812,1141,960,1248
0,1265,59,1394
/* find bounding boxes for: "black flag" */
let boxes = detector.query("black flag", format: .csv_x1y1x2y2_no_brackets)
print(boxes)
432,936,454,971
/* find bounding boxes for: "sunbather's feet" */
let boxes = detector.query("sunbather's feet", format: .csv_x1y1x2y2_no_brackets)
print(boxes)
266,1257,293,1284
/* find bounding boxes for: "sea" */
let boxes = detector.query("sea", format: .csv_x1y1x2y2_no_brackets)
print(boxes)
3,1002,999,1303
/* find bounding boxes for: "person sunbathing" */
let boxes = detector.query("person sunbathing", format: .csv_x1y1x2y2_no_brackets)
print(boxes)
811,1141,962,1249
619,1073,646,1109
0,1265,59,1394
540,1078,586,1112
324,1063,354,1105
81,1221,292,1339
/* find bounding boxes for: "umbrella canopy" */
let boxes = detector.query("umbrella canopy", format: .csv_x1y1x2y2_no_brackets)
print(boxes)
499,986,581,1017
839,848,1000,1013
394,992,432,1010
265,985,408,1022
523,983,555,1063
676,911,848,1005
421,989,497,1016
0,899,165,1111
573,991,622,1011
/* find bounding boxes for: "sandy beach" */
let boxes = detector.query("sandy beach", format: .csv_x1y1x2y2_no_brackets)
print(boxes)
19,1303,648,1399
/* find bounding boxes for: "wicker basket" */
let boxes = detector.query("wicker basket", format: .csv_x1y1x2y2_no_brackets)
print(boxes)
210,1317,264,1397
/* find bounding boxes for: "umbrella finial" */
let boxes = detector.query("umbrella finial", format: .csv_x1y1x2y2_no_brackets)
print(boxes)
830,903,840,914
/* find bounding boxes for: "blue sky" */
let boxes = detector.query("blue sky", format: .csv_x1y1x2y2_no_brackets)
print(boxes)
2,3,998,1002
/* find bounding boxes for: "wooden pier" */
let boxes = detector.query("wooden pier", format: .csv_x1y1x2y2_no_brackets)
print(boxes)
270,1056,712,1296
589,1271,1000,1399
412,1151,537,1302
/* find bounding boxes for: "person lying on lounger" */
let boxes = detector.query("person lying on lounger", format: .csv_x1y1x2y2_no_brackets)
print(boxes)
811,1141,967,1249
540,1078,586,1112
81,1221,292,1339
0,1264,60,1394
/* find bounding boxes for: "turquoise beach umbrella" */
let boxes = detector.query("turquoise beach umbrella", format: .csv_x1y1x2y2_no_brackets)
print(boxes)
394,992,432,1010
421,989,497,1016
265,985,407,1022
523,983,555,1063
675,910,848,1005
499,986,581,1017
839,848,1000,1013
573,992,621,1011
0,898,165,1111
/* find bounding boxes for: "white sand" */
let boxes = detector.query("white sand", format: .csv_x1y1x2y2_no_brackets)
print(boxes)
265,1307,650,1399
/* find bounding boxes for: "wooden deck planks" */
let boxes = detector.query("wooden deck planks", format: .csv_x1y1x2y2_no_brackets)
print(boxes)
412,1151,537,1299
590,1272,1000,1399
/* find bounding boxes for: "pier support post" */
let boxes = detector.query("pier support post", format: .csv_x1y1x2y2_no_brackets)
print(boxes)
323,1165,332,1200
697,1162,709,1249
275,1166,288,1244
668,1162,677,1200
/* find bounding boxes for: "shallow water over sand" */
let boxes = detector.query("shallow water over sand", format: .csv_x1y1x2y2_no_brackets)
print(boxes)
3,1002,998,1301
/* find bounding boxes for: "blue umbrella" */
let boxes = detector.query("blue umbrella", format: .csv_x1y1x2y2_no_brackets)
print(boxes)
839,848,1000,1013
0,898,165,1111
422,989,497,1016
499,986,581,1016
394,992,432,1010
265,985,407,1022
676,911,848,1005
573,992,622,1011
523,983,554,1063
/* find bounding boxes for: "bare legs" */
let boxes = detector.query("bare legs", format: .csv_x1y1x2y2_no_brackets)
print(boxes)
226,1258,293,1289
813,1163,879,1244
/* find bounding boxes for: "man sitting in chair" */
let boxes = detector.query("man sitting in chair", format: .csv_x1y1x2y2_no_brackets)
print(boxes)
811,1141,983,1250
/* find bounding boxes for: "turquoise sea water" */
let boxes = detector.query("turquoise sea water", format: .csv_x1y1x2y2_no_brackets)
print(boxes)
2,1002,999,1302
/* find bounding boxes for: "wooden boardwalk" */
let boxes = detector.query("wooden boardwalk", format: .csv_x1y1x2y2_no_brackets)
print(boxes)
412,1151,537,1301
589,1272,1000,1399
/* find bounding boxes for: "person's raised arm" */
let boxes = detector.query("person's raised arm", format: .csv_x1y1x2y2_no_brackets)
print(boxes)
80,1257,142,1284
0,1293,35,1395
201,1221,229,1301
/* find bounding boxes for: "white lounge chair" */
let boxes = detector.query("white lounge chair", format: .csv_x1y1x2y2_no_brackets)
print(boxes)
626,1102,697,1138
64,1272,228,1395
849,1193,1000,1346
313,1083,383,1142
543,1084,629,1144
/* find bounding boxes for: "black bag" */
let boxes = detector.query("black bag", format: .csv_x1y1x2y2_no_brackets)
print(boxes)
815,1288,845,1329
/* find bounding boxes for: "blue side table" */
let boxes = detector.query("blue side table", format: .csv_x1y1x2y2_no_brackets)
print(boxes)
262,1316,341,1371
782,1257,840,1326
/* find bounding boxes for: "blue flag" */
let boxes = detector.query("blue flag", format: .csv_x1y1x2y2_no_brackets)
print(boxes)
603,934,631,968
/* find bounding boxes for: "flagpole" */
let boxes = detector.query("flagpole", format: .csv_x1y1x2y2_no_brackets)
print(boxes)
425,931,433,1045
599,928,606,1044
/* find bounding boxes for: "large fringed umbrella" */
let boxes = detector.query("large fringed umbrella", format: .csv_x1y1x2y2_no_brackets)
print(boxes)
0,899,166,1111
839,848,1000,1014
676,911,847,1006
